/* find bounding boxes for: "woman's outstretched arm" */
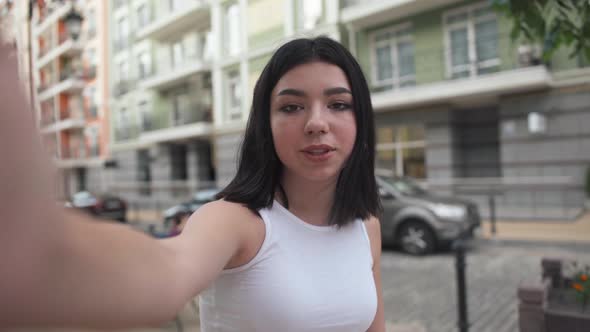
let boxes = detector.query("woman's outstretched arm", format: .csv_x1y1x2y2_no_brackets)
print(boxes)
0,36,241,329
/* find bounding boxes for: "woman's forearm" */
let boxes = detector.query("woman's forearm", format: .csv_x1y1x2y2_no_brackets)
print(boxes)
1,209,185,328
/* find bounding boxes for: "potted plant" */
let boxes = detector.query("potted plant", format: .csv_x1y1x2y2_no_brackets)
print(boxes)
518,258,590,332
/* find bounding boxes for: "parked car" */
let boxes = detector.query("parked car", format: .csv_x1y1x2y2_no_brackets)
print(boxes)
377,176,480,255
162,188,220,227
69,191,127,222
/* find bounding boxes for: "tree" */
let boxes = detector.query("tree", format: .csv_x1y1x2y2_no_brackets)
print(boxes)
492,0,590,63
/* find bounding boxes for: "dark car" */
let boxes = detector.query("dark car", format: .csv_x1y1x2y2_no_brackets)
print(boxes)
162,188,220,227
377,176,480,255
69,191,127,222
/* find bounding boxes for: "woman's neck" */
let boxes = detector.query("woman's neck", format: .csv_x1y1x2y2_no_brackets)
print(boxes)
278,172,338,226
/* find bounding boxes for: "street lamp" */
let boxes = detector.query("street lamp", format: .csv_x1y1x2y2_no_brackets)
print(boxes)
64,7,83,41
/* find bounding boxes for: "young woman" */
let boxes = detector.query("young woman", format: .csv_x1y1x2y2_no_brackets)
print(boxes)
0,36,385,331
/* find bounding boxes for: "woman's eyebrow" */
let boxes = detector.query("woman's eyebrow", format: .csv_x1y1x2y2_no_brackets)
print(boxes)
277,88,306,97
324,87,352,96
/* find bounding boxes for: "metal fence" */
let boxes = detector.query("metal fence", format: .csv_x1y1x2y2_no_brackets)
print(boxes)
427,176,586,221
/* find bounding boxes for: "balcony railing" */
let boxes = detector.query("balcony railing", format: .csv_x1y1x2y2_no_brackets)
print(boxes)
59,68,84,82
368,34,538,94
114,37,130,52
59,107,85,122
113,80,133,97
341,0,380,8
115,125,140,142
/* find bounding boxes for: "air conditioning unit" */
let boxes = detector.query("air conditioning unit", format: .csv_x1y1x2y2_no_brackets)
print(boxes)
518,44,542,67
528,112,547,134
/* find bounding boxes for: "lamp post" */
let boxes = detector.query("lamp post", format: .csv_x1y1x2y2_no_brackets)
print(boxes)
64,7,83,41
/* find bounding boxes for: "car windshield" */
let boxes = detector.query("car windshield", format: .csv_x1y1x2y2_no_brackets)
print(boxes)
379,177,427,196
192,189,219,203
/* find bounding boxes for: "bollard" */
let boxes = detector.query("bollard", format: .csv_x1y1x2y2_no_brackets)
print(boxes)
454,238,469,332
488,194,496,235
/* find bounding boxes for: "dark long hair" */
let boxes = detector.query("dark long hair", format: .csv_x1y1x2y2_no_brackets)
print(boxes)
216,36,381,226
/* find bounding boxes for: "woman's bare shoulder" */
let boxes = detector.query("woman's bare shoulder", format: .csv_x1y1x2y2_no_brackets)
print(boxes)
195,199,260,221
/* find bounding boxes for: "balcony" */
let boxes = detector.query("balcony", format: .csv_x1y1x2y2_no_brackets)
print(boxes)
113,80,133,97
341,0,463,29
139,103,212,144
114,125,141,142
55,144,102,168
34,1,74,36
37,70,85,102
41,107,85,134
36,34,84,69
136,1,210,41
140,55,211,90
113,37,130,53
369,35,552,112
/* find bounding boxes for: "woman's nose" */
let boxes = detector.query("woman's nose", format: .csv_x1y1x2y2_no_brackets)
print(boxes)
304,106,329,136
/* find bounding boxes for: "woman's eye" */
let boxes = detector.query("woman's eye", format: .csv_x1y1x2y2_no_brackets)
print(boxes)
329,102,352,111
279,104,302,113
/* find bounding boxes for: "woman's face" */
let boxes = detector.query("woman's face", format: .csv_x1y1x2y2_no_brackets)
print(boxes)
270,61,357,183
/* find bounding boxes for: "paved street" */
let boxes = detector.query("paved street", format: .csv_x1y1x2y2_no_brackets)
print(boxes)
380,239,590,332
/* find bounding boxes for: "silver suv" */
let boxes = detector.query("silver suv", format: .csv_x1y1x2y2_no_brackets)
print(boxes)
377,176,480,255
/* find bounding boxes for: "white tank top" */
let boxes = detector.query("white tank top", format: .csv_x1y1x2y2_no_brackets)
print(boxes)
199,200,377,332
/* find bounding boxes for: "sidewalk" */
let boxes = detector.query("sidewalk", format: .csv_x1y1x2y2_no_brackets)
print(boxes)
479,210,590,245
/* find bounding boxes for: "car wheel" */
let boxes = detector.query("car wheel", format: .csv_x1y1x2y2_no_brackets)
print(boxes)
397,220,436,255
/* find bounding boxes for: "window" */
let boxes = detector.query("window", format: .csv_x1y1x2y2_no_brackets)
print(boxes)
169,0,182,12
117,107,129,140
85,126,100,157
224,3,241,56
138,51,151,78
119,60,129,81
376,125,426,179
116,17,129,51
171,40,184,68
138,100,151,131
203,31,214,61
84,86,97,117
172,92,190,126
87,8,96,38
137,4,151,29
226,70,242,121
371,24,415,92
300,0,322,30
444,3,499,79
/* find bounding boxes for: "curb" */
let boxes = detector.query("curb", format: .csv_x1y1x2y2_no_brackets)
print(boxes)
477,237,590,251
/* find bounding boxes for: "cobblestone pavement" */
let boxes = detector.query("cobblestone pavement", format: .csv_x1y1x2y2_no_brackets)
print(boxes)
380,239,590,332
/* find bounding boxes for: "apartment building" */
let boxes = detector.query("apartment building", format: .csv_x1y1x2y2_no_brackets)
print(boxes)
342,0,590,219
31,0,111,199
106,0,340,206
106,0,589,218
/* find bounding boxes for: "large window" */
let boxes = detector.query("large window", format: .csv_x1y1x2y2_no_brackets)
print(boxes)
376,125,426,179
85,126,100,157
118,60,129,82
117,107,130,140
171,40,185,68
444,2,499,79
371,24,415,92
137,4,151,29
172,92,190,126
299,0,322,30
138,51,151,79
138,100,151,131
226,70,242,121
224,3,241,56
116,17,129,51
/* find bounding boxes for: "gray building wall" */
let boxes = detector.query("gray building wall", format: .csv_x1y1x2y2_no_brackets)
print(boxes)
498,88,590,219
214,132,243,187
